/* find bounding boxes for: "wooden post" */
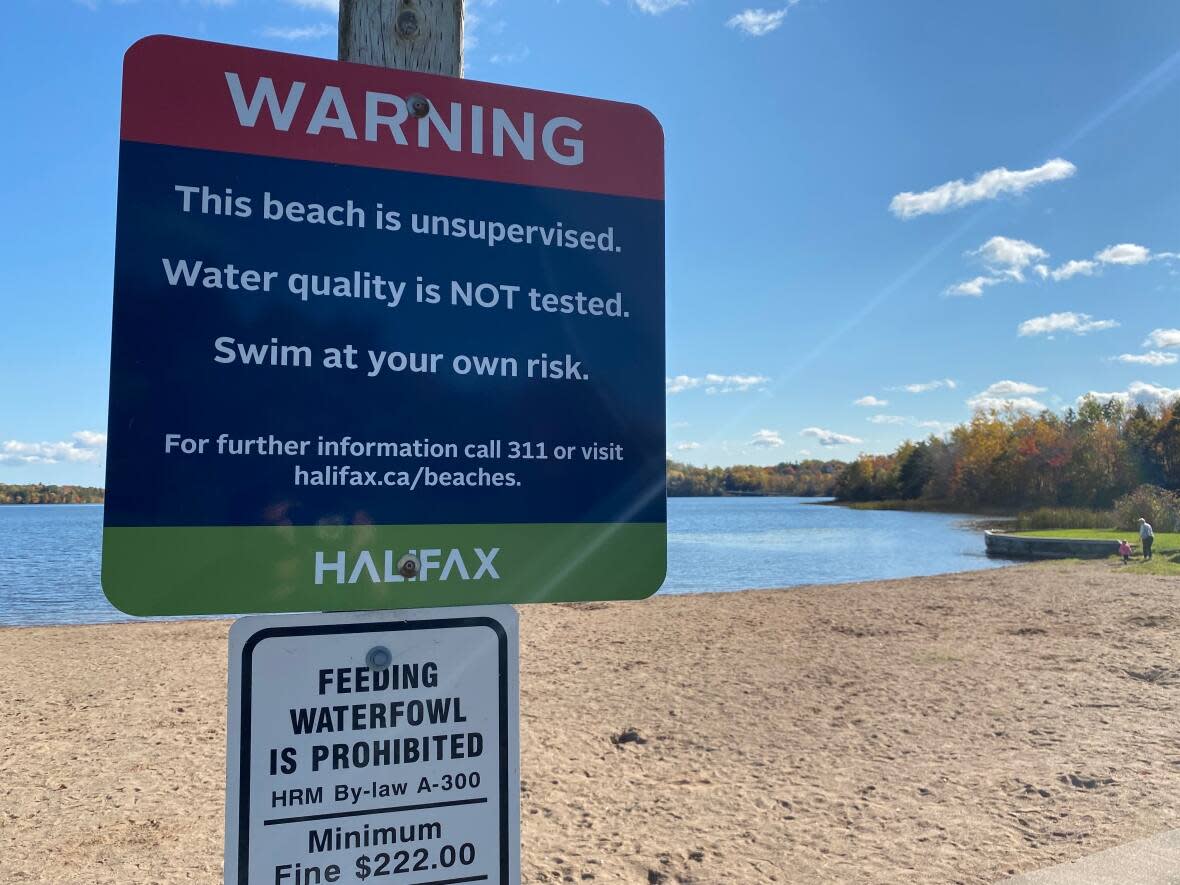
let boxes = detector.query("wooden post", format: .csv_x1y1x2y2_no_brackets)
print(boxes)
339,0,464,76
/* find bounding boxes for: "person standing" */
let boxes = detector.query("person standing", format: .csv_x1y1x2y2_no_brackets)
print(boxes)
1139,517,1155,560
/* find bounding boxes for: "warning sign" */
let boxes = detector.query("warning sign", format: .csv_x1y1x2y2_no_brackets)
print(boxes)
225,607,519,884
103,36,666,616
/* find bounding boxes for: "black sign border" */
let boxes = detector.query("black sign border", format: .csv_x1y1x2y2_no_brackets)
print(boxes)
236,617,511,884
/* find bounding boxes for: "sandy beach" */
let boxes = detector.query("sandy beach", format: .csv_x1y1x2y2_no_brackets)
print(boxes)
2,560,1179,884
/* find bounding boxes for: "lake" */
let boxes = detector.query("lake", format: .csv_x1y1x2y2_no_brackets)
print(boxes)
0,498,1011,627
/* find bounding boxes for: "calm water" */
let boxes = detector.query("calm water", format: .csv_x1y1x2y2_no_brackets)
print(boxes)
662,497,1010,594
0,499,1011,627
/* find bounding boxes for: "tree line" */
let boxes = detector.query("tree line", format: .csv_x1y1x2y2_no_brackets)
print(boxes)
0,484,105,504
833,397,1180,510
667,459,844,497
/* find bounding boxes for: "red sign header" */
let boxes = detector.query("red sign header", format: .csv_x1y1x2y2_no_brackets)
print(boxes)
121,36,663,201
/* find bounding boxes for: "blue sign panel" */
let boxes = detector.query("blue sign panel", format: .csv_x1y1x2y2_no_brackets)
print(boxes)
104,37,666,615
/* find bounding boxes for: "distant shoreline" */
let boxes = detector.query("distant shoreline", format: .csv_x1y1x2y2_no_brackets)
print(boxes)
817,497,1016,518
0,501,104,506
667,492,834,499
0,483,105,506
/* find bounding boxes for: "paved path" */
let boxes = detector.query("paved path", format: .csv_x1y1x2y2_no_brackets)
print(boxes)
1000,830,1180,884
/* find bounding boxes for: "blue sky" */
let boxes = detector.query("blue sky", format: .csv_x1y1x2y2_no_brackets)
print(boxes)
3,0,1180,484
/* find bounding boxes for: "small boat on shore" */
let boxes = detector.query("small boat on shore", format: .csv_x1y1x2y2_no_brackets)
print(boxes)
984,531,1120,560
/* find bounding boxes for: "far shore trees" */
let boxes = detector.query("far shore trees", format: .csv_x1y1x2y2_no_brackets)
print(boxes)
0,484,105,505
834,396,1180,514
667,459,843,497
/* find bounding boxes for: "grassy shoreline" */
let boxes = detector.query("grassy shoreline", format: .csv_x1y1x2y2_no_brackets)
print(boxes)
819,498,1016,518
825,499,1180,575
1013,528,1180,575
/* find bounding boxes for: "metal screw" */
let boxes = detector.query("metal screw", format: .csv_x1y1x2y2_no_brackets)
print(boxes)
396,9,421,41
366,646,393,671
407,94,430,119
397,553,421,579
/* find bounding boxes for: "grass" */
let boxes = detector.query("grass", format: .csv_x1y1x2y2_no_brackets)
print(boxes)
1013,507,1115,531
1015,528,1180,575
828,499,1014,516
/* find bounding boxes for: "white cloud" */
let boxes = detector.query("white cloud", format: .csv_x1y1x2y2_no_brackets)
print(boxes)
854,395,888,407
73,430,107,447
1017,311,1118,337
916,419,955,433
1,432,107,466
1113,351,1178,367
632,0,688,13
750,429,785,448
675,441,701,451
667,373,769,394
704,373,770,394
1127,382,1180,407
862,415,955,433
463,0,504,55
948,236,1049,295
895,379,957,394
973,236,1048,281
1083,381,1180,409
665,375,700,395
1042,242,1158,283
974,395,1047,413
801,427,863,446
463,6,482,51
1047,259,1097,281
889,158,1076,219
284,0,337,10
1096,243,1150,266
490,46,529,64
982,380,1046,397
967,380,1047,413
1143,328,1180,349
945,275,1004,297
263,23,335,40
955,237,1170,295
727,8,790,35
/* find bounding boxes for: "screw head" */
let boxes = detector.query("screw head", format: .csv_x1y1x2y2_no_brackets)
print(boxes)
366,646,393,670
407,94,430,119
397,553,421,579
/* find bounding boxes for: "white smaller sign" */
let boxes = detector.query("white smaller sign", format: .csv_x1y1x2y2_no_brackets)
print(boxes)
225,607,520,885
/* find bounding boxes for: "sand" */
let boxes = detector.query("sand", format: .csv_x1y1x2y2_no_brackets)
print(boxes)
2,561,1179,884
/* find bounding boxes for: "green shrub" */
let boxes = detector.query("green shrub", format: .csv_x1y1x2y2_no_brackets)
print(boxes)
1112,485,1180,533
1014,507,1116,531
